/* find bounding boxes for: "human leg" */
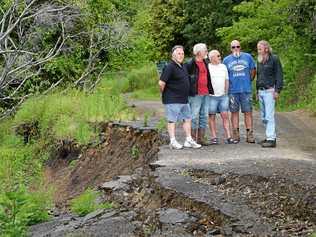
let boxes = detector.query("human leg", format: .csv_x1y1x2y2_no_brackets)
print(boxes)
262,89,276,141
165,104,183,149
240,93,255,143
229,94,240,142
197,95,210,145
189,96,202,141
208,114,217,138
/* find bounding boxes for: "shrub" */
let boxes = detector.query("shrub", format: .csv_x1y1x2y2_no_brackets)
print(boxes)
70,189,113,217
0,188,51,237
13,88,133,145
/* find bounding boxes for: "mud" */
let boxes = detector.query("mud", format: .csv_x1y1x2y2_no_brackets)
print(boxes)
44,122,162,208
30,105,316,236
189,169,316,236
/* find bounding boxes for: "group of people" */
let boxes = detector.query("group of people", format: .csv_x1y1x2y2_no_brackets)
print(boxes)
159,40,283,150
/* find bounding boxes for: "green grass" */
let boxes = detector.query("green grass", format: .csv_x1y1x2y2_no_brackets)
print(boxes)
131,87,160,101
70,188,113,217
0,63,160,234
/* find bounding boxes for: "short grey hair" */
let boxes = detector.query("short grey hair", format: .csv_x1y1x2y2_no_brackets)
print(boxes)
171,45,184,57
208,50,220,62
193,43,207,55
257,40,273,54
230,39,240,47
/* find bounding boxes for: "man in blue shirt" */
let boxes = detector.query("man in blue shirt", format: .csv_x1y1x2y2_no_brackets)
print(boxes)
223,40,256,143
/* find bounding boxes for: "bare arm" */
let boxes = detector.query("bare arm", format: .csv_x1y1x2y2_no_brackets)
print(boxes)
251,68,256,81
159,80,166,93
225,79,229,94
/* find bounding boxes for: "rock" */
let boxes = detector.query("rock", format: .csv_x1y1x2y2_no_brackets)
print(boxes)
120,211,137,221
82,209,106,223
81,216,135,237
159,208,192,225
206,229,221,236
100,175,133,191
211,176,226,185
99,210,117,220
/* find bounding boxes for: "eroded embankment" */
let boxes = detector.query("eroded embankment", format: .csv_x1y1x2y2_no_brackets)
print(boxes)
44,122,162,208
30,122,316,237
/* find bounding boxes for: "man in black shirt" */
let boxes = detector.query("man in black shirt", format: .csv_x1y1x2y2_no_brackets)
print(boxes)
256,40,283,148
159,45,201,149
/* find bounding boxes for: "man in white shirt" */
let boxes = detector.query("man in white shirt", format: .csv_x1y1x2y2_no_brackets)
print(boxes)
208,50,236,144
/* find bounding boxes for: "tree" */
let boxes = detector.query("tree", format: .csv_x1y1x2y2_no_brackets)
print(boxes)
182,0,242,53
0,0,130,117
216,0,316,107
149,0,186,59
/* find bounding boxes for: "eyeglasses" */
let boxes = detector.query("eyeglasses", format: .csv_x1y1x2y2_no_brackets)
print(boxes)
231,45,240,49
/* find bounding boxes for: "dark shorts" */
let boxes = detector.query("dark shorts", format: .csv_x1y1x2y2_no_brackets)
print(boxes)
229,93,252,113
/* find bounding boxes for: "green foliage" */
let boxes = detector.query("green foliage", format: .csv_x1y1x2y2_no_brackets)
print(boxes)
182,0,241,51
43,52,85,84
108,2,157,69
131,145,140,160
149,0,186,59
217,0,316,108
98,64,159,100
0,188,51,237
70,189,112,217
13,88,132,144
131,87,160,101
124,64,158,92
143,112,152,127
155,118,167,133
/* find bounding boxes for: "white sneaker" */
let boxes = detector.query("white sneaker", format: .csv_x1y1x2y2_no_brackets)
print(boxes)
169,140,183,150
183,139,202,149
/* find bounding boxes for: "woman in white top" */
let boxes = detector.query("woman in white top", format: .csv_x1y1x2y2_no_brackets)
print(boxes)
208,50,236,144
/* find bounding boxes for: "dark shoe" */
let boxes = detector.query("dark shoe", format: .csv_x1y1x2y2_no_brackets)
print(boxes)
261,139,276,148
210,137,219,145
258,139,267,145
225,137,237,144
246,130,255,143
232,128,240,143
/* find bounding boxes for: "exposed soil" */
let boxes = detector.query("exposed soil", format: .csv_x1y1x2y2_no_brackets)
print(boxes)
188,169,316,236
31,100,316,237
44,122,162,208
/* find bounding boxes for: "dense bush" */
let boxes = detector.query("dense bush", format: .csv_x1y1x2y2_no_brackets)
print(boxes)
0,188,51,236
216,0,316,110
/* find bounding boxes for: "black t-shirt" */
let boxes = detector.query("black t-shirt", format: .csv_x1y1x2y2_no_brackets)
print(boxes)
160,60,190,104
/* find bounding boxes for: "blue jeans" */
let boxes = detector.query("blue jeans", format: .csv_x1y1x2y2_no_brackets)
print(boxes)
258,88,276,140
208,95,229,114
189,95,208,129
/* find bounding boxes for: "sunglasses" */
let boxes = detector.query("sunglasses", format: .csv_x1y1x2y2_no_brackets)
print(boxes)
231,45,240,49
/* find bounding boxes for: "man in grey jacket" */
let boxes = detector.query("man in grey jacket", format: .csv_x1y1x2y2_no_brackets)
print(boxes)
256,40,283,148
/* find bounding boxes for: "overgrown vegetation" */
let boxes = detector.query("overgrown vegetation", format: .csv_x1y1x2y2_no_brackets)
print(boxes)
0,0,316,235
0,63,155,235
70,189,113,217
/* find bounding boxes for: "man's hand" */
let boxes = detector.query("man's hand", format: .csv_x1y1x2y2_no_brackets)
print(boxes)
159,80,166,93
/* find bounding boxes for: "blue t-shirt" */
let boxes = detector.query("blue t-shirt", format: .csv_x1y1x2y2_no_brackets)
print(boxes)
223,52,256,93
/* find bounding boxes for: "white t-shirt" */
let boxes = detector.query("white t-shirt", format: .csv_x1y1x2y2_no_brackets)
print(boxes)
208,63,229,96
